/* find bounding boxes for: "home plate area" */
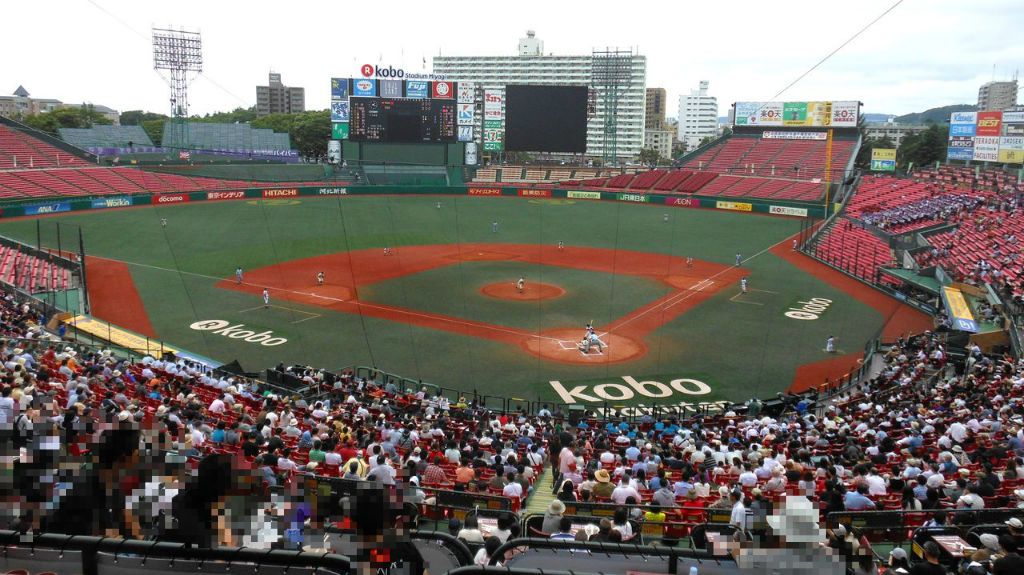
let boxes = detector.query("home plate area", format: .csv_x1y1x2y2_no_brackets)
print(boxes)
522,328,647,365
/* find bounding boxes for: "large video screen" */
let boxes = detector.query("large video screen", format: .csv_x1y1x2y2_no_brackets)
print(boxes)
349,97,456,143
505,85,588,153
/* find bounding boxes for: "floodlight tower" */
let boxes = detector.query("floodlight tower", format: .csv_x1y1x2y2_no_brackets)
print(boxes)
591,48,634,167
153,27,202,150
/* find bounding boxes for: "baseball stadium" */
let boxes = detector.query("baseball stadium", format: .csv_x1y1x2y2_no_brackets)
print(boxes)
2,5,1024,575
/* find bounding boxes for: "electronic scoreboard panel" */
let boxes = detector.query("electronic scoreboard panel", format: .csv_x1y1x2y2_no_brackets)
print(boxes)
349,97,457,143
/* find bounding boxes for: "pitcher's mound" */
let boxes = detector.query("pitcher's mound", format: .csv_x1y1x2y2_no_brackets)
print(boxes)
480,282,565,301
521,328,646,365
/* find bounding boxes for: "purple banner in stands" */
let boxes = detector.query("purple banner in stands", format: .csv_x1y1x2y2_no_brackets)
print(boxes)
85,147,301,163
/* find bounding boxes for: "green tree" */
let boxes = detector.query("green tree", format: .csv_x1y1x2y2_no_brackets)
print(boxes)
251,113,294,134
637,147,666,166
898,123,948,169
22,106,112,134
141,119,165,146
289,110,331,160
120,110,167,126
193,106,258,124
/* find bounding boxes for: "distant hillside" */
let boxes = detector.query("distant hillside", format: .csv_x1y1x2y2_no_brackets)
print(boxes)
894,104,976,125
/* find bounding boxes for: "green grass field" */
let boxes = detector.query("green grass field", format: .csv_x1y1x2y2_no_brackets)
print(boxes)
0,196,885,407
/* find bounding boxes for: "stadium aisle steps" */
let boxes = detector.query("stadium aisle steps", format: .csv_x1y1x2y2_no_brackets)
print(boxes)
523,466,556,515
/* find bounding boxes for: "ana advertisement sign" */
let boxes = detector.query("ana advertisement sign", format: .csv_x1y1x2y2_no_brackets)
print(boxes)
783,102,808,125
25,202,71,215
458,82,476,104
405,80,429,99
976,111,1003,137
330,100,350,122
950,111,978,125
870,148,897,171
327,139,342,164
457,103,474,125
947,146,974,161
940,287,978,333
330,78,349,100
973,136,1000,162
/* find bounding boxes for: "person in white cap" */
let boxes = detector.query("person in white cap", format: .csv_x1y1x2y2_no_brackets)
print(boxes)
732,495,845,574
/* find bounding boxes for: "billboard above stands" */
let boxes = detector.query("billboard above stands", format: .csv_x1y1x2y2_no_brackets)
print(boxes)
947,146,974,161
941,286,978,333
950,111,977,125
458,103,474,126
484,89,504,121
870,148,897,171
973,136,1000,162
458,125,474,142
330,78,349,100
352,78,376,97
458,82,476,103
330,100,350,122
379,79,403,98
734,100,857,127
332,122,349,140
976,111,1002,136
999,136,1024,163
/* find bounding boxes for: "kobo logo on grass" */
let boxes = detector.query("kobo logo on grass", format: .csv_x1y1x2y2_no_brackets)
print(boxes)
189,320,288,346
784,298,833,320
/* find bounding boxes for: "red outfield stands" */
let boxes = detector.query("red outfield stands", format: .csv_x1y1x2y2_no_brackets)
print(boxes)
683,136,855,180
0,125,91,169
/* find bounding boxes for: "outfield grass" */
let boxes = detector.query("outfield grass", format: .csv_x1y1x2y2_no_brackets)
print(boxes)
0,196,883,406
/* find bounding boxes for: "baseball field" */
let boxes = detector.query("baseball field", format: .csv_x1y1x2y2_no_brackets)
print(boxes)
0,194,932,408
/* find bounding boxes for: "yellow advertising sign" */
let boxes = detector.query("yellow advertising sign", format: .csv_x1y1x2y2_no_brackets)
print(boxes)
999,149,1024,163
871,149,897,161
940,287,978,332
715,201,753,212
64,315,176,356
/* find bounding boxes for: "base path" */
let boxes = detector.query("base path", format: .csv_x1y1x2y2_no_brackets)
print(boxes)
480,282,565,301
215,243,741,366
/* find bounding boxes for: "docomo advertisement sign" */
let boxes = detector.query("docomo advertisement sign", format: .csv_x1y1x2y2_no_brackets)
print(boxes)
467,187,502,196
976,111,1003,136
550,376,711,404
206,190,245,201
518,188,551,197
769,205,809,217
190,319,287,346
154,193,189,204
262,188,299,198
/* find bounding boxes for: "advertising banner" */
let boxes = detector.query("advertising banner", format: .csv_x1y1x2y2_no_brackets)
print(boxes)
352,78,376,97
518,188,551,197
405,80,429,98
947,146,974,161
465,142,478,165
733,102,760,125
458,103,474,126
567,190,602,199
762,131,828,140
24,202,71,215
153,193,188,204
484,90,504,121
666,196,697,207
973,136,1000,162
769,205,809,217
483,119,503,129
715,200,752,212
783,102,809,125
327,139,341,164
66,315,177,354
950,111,977,125
1006,124,1024,136
617,192,648,203
976,111,1003,136
330,100,350,122
807,101,831,126
432,81,454,99
755,102,784,125
830,101,859,127
1003,111,1024,124
458,82,476,103
206,190,246,201
870,148,897,171
467,187,502,196
483,128,504,151
330,78,349,100
940,286,978,332
950,124,977,137
379,79,403,98
948,136,974,148
999,136,1024,163
262,188,299,198
458,125,474,142
91,196,132,209
332,122,350,140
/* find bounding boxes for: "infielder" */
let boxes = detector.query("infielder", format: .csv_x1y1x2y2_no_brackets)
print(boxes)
735,253,742,266
317,271,325,286
263,288,270,309
235,267,243,284
740,277,748,294
517,277,525,293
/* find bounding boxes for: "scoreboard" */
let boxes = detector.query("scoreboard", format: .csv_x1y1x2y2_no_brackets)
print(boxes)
349,97,456,143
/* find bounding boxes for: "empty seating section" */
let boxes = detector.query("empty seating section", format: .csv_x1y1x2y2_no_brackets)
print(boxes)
628,169,666,189
917,165,1018,192
0,125,91,169
59,125,154,148
0,244,73,292
653,169,694,191
604,173,635,189
677,171,718,193
812,219,895,282
918,216,1024,286
683,136,855,181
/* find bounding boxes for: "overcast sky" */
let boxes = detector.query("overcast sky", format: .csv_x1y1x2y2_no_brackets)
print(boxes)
2,0,1022,119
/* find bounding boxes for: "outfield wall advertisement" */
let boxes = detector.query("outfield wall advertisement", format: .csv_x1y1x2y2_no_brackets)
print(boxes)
947,111,1024,163
734,100,858,127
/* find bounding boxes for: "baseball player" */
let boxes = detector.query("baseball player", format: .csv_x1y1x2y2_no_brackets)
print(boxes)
740,277,748,294
517,277,525,293
317,271,325,286
161,217,167,228
263,288,270,309
235,267,243,284
686,257,693,268
825,335,836,353
735,253,742,266
492,221,499,233
557,241,564,251
384,247,392,256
